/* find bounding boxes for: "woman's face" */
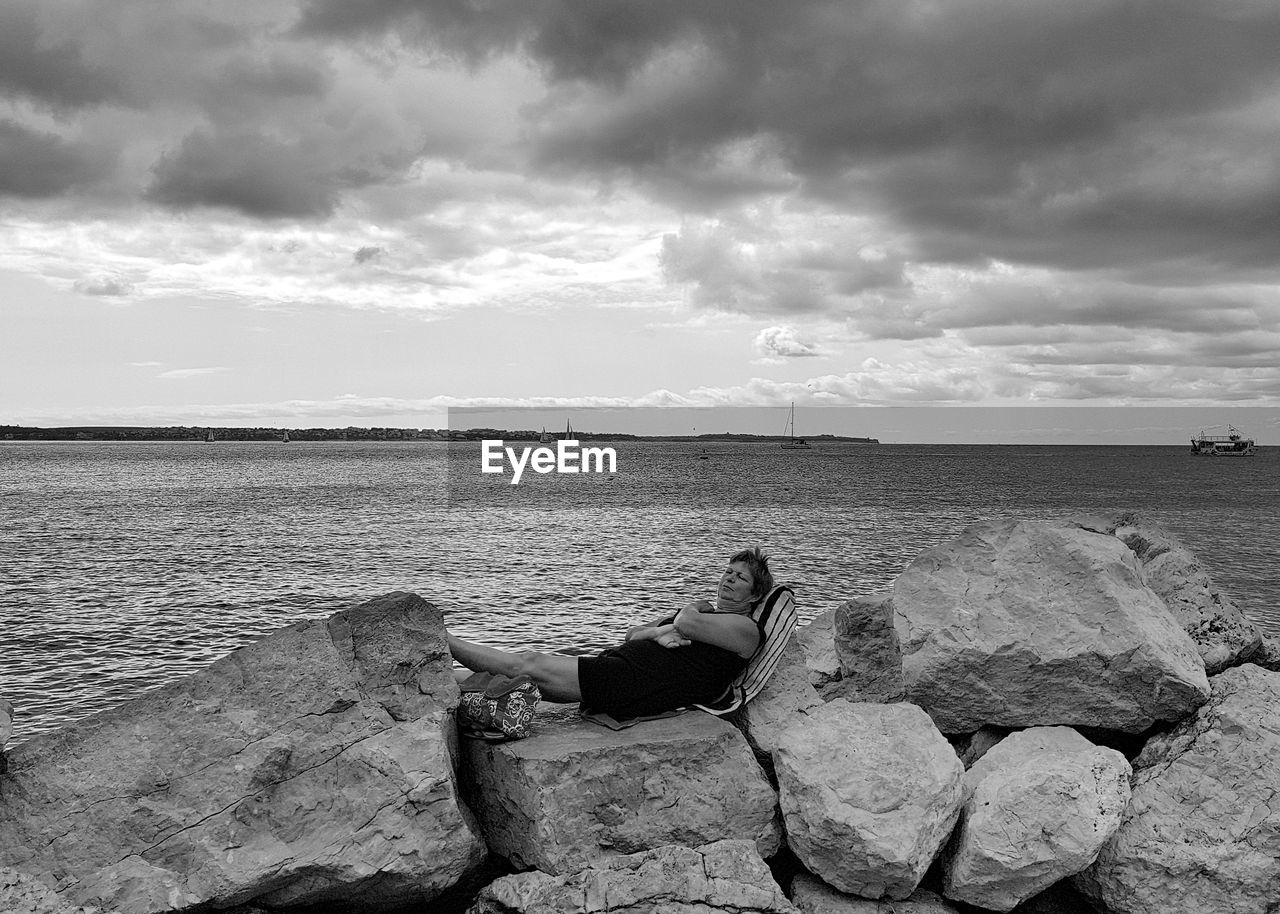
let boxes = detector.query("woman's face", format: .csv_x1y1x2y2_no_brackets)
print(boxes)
720,561,756,604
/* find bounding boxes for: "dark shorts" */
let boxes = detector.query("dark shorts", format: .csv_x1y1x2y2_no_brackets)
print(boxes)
577,638,746,720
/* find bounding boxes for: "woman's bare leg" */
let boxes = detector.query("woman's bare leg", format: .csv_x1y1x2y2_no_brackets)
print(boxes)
447,633,583,703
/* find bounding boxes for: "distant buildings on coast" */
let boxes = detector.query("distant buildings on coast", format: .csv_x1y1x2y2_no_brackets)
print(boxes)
1,425,879,444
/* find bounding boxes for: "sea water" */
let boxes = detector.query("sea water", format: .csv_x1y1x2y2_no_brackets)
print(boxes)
2,439,1277,743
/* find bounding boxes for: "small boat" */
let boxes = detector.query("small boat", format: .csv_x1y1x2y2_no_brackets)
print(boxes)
781,402,811,450
281,430,290,443
539,427,554,444
1190,425,1256,456
205,429,215,443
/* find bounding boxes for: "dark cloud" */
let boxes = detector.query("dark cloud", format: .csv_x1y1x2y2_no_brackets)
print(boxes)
326,0,1280,274
214,54,330,102
147,129,341,218
74,275,134,296
0,119,105,197
353,245,384,264
0,3,123,108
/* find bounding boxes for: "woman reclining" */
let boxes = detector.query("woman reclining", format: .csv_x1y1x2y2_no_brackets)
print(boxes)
446,547,774,720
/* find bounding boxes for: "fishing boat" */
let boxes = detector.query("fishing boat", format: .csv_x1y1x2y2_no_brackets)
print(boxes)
1190,425,1256,456
781,402,811,450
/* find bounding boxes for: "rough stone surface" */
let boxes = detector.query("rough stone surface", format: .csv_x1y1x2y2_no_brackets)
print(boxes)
942,727,1131,912
735,636,823,758
791,874,958,913
894,517,1210,733
797,610,840,692
1075,663,1280,914
0,593,487,914
0,867,103,914
462,705,781,876
1098,513,1262,674
1250,635,1280,672
774,700,964,900
0,699,12,750
830,596,906,703
466,840,798,914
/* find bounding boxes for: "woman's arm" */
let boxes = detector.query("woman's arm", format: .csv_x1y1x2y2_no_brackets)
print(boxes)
625,614,678,642
673,603,760,658
626,622,690,648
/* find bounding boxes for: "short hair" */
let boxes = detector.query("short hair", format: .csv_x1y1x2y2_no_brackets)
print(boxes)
729,547,774,602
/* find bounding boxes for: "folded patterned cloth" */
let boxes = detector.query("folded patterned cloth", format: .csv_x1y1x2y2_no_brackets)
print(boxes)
457,672,541,741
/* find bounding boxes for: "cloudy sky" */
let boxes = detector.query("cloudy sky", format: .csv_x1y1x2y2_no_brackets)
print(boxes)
3,0,1280,433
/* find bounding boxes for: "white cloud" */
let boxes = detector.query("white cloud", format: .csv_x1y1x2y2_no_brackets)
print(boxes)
753,326,825,363
156,367,229,379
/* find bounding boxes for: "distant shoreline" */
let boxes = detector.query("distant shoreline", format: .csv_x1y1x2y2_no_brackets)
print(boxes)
0,425,880,444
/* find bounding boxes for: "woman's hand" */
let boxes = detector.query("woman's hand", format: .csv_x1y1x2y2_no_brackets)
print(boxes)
653,623,691,649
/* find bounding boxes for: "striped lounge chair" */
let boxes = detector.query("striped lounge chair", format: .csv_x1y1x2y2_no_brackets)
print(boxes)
696,584,798,716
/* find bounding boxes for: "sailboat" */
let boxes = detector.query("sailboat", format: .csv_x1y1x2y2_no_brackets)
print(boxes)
558,419,575,441
781,402,811,449
281,430,291,443
205,429,215,443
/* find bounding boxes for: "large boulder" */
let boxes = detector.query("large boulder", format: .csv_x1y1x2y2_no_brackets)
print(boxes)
830,596,906,703
734,636,823,758
773,700,964,900
1075,663,1280,914
894,517,1209,733
942,727,1131,911
797,609,841,693
1100,514,1262,673
461,705,781,875
0,593,487,914
467,840,798,913
792,873,958,912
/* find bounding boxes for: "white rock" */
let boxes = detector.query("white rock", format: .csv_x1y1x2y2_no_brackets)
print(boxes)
735,635,823,757
1103,514,1262,674
1075,663,1280,914
467,840,799,914
942,727,1131,911
797,609,841,691
0,594,486,914
774,700,964,900
462,705,781,875
894,517,1209,733
831,595,906,703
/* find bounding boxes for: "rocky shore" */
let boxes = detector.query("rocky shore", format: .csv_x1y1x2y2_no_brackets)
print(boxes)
2,513,1278,914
